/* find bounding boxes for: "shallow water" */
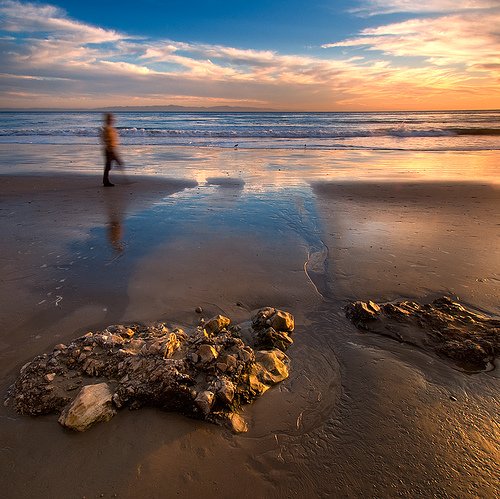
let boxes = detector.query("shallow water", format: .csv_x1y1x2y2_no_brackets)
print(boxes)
0,144,499,497
1,143,499,183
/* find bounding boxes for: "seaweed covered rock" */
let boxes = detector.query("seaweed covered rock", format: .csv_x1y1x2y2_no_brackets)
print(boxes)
345,296,499,370
6,308,296,432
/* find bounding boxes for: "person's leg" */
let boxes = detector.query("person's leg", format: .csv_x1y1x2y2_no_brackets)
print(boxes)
103,149,114,186
113,151,124,168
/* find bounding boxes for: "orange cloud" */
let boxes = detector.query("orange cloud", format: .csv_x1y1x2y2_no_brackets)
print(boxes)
354,0,498,15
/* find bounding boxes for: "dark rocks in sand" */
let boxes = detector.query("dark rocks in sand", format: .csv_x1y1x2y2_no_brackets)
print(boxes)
204,314,231,334
251,307,294,332
7,308,295,433
345,296,499,370
345,300,381,322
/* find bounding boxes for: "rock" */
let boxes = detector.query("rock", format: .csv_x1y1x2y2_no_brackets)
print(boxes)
164,333,181,358
58,383,116,431
437,339,487,365
269,310,295,333
234,321,254,345
345,300,381,323
195,390,214,415
225,354,237,369
204,315,231,334
112,393,123,408
128,339,145,351
195,306,203,314
246,350,289,397
121,328,135,339
252,308,294,335
106,334,124,346
367,300,381,313
10,308,296,432
345,296,499,370
217,380,235,405
197,344,219,364
247,373,268,396
238,347,254,363
254,350,289,385
257,327,293,352
229,413,248,433
252,307,276,328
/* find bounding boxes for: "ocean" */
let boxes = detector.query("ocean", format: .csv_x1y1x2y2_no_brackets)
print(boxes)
0,110,499,151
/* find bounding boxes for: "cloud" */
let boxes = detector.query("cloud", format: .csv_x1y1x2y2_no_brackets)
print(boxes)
0,0,125,43
353,0,498,15
323,12,500,76
99,61,153,75
0,0,499,110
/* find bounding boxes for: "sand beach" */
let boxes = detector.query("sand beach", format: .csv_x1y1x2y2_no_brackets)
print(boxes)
0,143,499,497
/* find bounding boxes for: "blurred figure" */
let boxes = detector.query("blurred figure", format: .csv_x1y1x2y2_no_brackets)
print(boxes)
101,113,123,187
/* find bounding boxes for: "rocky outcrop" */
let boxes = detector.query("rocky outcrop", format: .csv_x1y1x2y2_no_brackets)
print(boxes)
7,308,295,432
345,296,499,370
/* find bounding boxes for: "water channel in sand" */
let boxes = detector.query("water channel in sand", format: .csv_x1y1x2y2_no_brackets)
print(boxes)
0,144,498,497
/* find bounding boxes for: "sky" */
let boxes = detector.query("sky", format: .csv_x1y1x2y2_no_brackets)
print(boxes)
0,0,499,111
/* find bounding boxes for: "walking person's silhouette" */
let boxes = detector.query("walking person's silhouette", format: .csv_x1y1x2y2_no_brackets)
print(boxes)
101,113,123,187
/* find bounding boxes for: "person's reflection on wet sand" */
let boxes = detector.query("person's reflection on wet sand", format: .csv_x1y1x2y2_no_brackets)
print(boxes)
108,216,124,253
103,188,126,254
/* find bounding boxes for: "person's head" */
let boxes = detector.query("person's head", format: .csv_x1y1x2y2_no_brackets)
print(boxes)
104,113,114,125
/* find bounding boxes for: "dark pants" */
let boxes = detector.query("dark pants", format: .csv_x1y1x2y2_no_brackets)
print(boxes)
103,148,123,184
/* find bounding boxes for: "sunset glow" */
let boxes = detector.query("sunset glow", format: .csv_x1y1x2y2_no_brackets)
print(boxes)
0,0,499,110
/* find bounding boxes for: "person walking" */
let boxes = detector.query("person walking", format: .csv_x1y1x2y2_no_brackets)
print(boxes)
101,113,123,187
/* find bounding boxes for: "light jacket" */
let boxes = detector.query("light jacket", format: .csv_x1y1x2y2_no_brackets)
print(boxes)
101,125,119,150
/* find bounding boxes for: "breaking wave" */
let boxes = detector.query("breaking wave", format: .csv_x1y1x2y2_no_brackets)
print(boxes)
1,110,499,150
0,126,499,139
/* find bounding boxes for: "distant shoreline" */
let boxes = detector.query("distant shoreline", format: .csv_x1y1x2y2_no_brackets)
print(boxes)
0,105,278,113
0,107,499,113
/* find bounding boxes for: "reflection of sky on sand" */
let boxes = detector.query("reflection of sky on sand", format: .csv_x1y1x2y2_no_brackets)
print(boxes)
1,144,498,188
55,182,327,323
148,183,324,249
312,182,500,314
148,148,500,187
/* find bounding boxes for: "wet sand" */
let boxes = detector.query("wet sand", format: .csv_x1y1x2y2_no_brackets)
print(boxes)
0,149,499,497
312,181,500,313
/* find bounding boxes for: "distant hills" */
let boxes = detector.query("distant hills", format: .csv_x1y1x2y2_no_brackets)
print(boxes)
0,105,279,112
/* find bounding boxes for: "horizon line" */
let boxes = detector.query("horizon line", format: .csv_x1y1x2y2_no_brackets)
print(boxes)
1,106,499,113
